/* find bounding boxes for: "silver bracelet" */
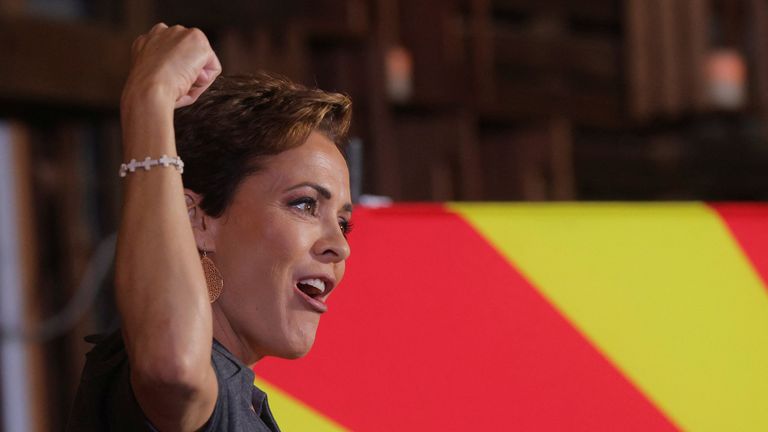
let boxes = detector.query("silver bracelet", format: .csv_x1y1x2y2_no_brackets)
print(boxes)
119,155,184,178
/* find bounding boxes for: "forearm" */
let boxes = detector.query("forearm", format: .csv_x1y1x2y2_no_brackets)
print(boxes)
115,89,212,379
106,23,221,430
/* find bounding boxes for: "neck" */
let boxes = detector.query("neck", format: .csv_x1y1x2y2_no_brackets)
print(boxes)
211,302,263,366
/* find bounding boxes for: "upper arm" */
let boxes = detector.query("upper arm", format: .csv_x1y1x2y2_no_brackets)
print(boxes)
130,361,219,432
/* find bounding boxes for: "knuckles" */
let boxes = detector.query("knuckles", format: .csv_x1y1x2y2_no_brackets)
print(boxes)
129,24,212,58
124,22,218,104
184,27,210,49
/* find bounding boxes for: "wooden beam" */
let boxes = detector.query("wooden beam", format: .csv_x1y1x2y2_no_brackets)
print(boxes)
300,0,370,39
123,0,155,35
456,112,483,199
658,0,683,115
493,31,620,81
494,0,619,22
364,0,401,198
625,0,653,120
749,0,768,114
548,117,575,199
0,16,131,109
687,0,710,111
0,0,24,16
488,80,623,127
470,0,495,105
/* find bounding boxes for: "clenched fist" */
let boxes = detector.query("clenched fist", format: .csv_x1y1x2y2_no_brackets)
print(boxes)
123,23,222,109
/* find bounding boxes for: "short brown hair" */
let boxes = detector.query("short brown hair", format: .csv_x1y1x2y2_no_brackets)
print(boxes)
175,73,352,217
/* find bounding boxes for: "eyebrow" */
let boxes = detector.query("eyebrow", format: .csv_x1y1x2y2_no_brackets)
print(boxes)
285,182,353,213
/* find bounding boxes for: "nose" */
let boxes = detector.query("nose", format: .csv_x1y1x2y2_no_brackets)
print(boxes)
313,220,351,263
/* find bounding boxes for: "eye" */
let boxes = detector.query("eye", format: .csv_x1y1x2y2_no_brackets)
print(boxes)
339,218,354,237
290,197,318,216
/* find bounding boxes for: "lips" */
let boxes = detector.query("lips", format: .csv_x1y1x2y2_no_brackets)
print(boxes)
295,276,335,313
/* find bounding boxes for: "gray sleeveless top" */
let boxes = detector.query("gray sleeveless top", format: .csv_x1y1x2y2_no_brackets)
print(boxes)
66,331,280,431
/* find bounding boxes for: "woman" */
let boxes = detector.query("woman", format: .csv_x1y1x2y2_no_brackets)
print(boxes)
67,23,353,431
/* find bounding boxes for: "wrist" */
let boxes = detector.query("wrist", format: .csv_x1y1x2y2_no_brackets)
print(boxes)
121,78,177,115
121,85,178,158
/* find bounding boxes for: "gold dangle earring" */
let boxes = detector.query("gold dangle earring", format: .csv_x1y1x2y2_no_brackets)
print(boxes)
201,248,223,303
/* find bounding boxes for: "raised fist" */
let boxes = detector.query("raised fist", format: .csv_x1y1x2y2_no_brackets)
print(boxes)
124,23,222,109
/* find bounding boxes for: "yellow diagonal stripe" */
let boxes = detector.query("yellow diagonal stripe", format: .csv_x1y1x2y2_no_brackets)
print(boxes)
451,203,768,431
254,378,349,432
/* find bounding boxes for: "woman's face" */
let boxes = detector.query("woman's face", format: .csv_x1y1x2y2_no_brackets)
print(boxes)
209,131,352,362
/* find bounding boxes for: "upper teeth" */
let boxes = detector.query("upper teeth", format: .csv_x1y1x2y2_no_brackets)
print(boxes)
299,278,326,293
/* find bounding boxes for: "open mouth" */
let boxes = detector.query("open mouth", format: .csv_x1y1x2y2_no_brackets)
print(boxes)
295,277,332,313
297,278,327,299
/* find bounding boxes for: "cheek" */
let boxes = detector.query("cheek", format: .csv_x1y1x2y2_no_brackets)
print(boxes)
218,210,320,285
260,220,317,260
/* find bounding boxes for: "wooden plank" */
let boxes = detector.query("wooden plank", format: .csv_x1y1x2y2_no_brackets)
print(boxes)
489,80,623,127
625,0,653,120
0,0,24,16
516,127,549,200
123,0,155,35
391,111,479,200
493,0,619,20
365,0,401,198
470,0,495,105
399,0,464,105
568,37,620,80
228,28,276,75
749,0,768,113
477,127,528,199
566,0,621,24
494,31,620,80
155,0,299,28
456,112,484,199
658,0,683,115
216,24,308,82
547,117,575,199
0,16,131,108
300,0,369,37
688,0,710,111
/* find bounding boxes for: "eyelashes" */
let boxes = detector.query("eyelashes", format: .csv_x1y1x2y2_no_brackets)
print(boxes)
289,197,318,216
288,196,353,237
339,219,353,237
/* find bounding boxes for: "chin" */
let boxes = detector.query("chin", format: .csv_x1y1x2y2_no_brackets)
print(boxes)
276,341,314,359
280,349,309,360
272,329,317,359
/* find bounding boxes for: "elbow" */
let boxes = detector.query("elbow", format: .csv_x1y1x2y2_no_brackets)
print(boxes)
131,350,211,397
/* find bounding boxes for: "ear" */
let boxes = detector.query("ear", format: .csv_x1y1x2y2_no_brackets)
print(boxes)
185,189,220,253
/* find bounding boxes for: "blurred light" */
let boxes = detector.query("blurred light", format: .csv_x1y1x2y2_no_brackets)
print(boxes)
705,49,747,110
385,45,413,103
